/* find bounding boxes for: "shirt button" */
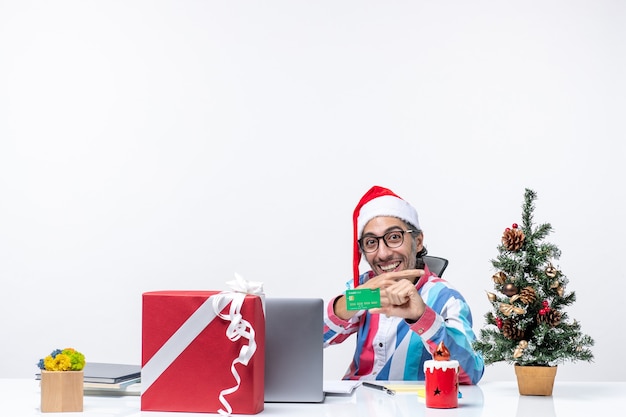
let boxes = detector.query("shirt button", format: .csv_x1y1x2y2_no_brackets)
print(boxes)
378,343,383,347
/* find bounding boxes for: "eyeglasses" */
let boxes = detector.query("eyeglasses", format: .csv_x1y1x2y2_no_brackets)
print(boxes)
359,230,414,253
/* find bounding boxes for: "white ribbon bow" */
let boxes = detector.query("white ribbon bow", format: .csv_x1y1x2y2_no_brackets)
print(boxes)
226,272,264,296
212,273,264,416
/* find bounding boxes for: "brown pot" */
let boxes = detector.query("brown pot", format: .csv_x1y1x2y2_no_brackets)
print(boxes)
40,370,84,412
514,364,557,396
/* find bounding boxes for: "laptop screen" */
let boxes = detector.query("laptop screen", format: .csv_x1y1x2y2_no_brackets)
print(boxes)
264,297,325,403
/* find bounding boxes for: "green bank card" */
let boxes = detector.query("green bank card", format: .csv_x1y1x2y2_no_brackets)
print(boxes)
346,288,381,310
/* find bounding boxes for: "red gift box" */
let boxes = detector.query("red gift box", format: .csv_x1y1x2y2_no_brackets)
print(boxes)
141,290,265,414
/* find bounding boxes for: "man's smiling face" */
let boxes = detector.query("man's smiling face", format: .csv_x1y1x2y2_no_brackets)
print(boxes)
361,216,423,277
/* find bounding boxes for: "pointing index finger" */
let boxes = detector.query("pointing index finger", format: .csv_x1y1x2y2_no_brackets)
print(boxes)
391,269,424,281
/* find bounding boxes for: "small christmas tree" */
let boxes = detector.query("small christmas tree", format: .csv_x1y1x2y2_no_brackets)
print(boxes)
473,188,594,366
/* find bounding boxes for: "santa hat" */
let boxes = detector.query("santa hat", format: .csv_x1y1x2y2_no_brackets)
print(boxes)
352,186,420,287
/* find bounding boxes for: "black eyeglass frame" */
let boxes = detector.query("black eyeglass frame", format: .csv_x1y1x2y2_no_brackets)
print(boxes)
359,229,415,253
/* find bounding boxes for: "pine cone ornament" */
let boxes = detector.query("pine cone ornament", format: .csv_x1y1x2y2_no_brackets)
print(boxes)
501,319,525,340
502,228,525,251
518,286,537,304
538,309,562,326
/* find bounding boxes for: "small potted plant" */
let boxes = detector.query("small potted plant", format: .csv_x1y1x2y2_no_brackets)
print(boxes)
37,348,86,412
473,189,594,395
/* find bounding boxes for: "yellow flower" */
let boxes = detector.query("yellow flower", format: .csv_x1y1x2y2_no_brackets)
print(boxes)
43,355,55,370
38,347,86,371
55,354,72,371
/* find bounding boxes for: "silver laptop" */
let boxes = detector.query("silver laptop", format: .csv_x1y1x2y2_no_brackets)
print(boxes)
264,297,325,403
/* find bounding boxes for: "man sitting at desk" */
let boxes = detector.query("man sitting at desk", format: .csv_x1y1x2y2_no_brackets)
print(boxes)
324,186,484,384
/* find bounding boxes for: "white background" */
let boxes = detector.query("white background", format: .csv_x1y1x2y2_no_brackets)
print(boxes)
1,1,624,383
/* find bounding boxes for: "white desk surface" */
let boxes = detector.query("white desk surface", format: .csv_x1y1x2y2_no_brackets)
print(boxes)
1,379,623,417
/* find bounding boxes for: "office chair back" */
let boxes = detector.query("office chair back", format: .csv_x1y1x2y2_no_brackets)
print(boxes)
423,255,449,277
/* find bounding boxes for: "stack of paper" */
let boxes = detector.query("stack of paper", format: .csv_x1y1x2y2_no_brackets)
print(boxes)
323,380,362,395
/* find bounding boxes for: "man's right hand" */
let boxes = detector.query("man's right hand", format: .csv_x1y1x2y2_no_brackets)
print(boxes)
334,269,424,320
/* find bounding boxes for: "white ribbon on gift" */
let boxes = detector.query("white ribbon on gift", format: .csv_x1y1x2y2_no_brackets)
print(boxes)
226,273,265,299
213,274,264,416
142,273,264,416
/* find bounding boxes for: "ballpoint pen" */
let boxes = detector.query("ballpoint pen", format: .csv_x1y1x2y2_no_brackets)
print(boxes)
361,382,396,396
